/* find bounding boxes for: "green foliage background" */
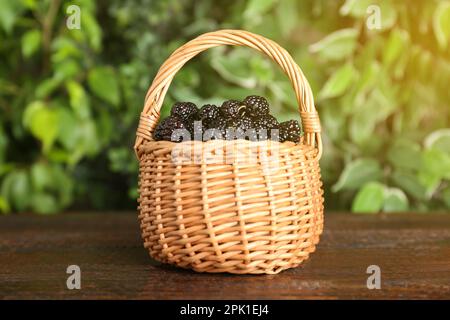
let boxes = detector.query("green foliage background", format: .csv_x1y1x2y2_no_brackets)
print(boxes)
0,0,449,214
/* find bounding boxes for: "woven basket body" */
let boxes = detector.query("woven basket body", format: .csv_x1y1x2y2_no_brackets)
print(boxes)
134,30,324,274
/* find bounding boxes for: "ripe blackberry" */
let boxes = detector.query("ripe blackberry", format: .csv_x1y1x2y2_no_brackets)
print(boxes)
279,120,301,143
153,116,189,142
233,116,257,141
253,114,279,140
170,102,199,122
254,114,279,130
199,104,221,127
214,117,228,137
203,117,227,141
220,100,244,119
235,116,253,131
244,95,270,116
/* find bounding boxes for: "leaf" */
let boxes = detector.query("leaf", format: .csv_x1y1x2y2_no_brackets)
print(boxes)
66,81,91,119
421,149,450,180
0,196,10,214
30,193,59,214
211,49,257,88
81,11,102,51
276,0,299,37
417,170,441,199
0,0,24,34
383,188,409,212
21,29,42,58
332,158,383,192
424,129,450,153
76,120,101,157
348,110,376,145
318,63,357,100
1,171,30,212
354,61,380,102
352,182,385,213
23,102,59,152
249,56,274,84
378,1,397,30
31,163,53,192
387,139,422,171
382,29,409,68
340,0,373,17
244,0,276,18
51,37,82,63
97,108,113,146
88,66,120,107
433,1,450,49
309,28,358,61
391,170,427,200
57,108,79,151
35,77,62,99
54,60,80,81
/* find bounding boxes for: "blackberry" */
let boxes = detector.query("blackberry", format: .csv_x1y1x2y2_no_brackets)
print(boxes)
234,116,257,141
220,100,244,119
213,117,228,137
203,117,227,141
279,120,301,143
235,116,253,131
244,95,270,116
254,114,279,130
253,114,279,140
199,104,221,127
153,116,189,142
170,102,199,122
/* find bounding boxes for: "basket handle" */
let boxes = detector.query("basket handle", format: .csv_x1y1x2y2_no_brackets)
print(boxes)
134,29,322,159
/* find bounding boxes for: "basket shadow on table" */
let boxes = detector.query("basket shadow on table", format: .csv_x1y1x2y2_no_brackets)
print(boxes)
134,251,329,300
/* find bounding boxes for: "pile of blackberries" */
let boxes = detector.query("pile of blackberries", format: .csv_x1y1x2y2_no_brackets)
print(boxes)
154,95,301,143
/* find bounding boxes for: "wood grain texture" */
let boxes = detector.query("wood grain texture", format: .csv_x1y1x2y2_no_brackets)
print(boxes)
0,213,449,299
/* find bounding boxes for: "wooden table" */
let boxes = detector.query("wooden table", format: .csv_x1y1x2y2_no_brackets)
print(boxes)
0,213,449,299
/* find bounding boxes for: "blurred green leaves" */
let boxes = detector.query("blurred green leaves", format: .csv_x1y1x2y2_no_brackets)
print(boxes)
333,158,382,192
311,1,450,213
352,182,409,213
0,0,448,214
0,0,24,34
88,67,120,107
309,29,358,62
1,163,73,214
23,101,59,153
352,182,385,213
1,170,30,212
433,1,450,50
383,188,409,212
21,29,41,58
319,63,357,100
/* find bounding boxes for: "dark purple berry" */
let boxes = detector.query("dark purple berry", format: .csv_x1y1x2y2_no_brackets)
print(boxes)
220,100,245,119
199,104,221,128
253,114,279,140
279,120,302,143
244,95,270,116
171,102,199,122
153,116,189,142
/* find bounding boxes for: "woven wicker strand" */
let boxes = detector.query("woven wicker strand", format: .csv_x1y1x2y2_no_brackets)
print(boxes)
135,30,324,274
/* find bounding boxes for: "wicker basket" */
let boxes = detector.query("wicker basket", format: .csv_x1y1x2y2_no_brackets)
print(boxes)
134,30,324,274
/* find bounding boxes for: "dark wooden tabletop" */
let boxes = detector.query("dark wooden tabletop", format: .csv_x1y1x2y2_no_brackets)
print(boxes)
0,212,449,300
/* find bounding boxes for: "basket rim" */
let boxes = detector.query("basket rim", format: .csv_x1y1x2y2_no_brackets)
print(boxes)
136,136,321,158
